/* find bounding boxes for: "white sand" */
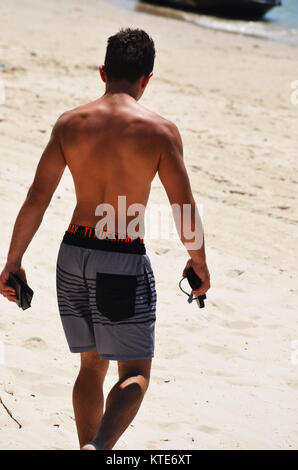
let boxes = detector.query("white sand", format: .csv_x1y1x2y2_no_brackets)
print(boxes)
0,0,297,450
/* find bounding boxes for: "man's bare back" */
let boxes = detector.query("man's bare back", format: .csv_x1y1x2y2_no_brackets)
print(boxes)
61,93,165,232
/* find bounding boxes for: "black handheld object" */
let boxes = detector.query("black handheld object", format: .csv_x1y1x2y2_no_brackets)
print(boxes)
8,272,34,310
185,267,206,309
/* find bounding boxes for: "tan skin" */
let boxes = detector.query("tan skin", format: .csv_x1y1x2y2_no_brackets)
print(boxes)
0,65,210,449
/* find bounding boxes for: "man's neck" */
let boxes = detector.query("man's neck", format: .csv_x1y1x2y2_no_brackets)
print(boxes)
104,82,138,100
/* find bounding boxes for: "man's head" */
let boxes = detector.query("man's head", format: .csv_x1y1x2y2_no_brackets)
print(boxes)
100,28,156,100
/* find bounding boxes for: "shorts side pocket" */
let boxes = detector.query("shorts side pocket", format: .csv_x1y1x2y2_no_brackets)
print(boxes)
96,272,137,322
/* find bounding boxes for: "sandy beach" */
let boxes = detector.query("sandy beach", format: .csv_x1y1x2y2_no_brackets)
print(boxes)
0,0,297,450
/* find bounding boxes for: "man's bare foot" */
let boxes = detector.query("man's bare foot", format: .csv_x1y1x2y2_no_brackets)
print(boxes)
81,443,96,450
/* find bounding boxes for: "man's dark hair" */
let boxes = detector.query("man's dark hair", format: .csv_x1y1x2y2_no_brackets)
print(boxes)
104,28,155,83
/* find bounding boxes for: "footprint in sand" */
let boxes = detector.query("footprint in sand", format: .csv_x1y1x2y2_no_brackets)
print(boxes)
227,378,260,388
146,440,163,449
154,248,169,255
226,269,245,278
198,343,232,356
29,381,71,397
10,367,51,391
220,320,256,330
211,301,234,315
203,369,236,378
197,425,219,434
263,324,282,330
190,164,202,172
153,375,173,385
160,421,181,431
274,205,290,210
163,345,188,359
285,381,298,391
22,337,47,350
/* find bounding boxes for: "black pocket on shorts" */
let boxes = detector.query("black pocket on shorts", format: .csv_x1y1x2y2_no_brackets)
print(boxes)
96,272,137,322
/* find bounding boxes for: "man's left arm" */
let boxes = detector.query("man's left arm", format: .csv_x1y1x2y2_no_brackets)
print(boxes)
0,114,67,302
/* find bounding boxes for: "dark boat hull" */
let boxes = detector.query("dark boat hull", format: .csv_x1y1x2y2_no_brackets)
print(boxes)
193,0,282,18
146,0,282,19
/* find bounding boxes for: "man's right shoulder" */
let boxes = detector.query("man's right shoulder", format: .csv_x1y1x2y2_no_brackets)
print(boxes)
56,103,89,125
53,104,96,142
53,107,78,130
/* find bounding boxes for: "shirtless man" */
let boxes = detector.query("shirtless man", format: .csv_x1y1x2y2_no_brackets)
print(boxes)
0,28,210,450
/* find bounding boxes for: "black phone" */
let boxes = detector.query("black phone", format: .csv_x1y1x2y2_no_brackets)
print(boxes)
8,272,34,310
185,267,206,309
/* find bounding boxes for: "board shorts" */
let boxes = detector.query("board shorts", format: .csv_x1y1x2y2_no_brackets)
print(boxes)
56,224,157,361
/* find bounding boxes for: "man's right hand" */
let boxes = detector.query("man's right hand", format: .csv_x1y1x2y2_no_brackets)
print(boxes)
0,262,27,303
182,258,210,297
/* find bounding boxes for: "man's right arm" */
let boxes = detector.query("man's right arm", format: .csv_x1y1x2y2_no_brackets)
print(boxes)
157,120,210,296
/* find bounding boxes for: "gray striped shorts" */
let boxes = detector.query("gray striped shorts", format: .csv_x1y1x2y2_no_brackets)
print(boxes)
56,226,157,361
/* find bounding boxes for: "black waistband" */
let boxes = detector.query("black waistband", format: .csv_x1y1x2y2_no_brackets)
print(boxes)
62,225,146,255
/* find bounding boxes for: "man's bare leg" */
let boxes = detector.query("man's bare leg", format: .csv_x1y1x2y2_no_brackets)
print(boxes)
72,349,109,448
82,358,152,450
